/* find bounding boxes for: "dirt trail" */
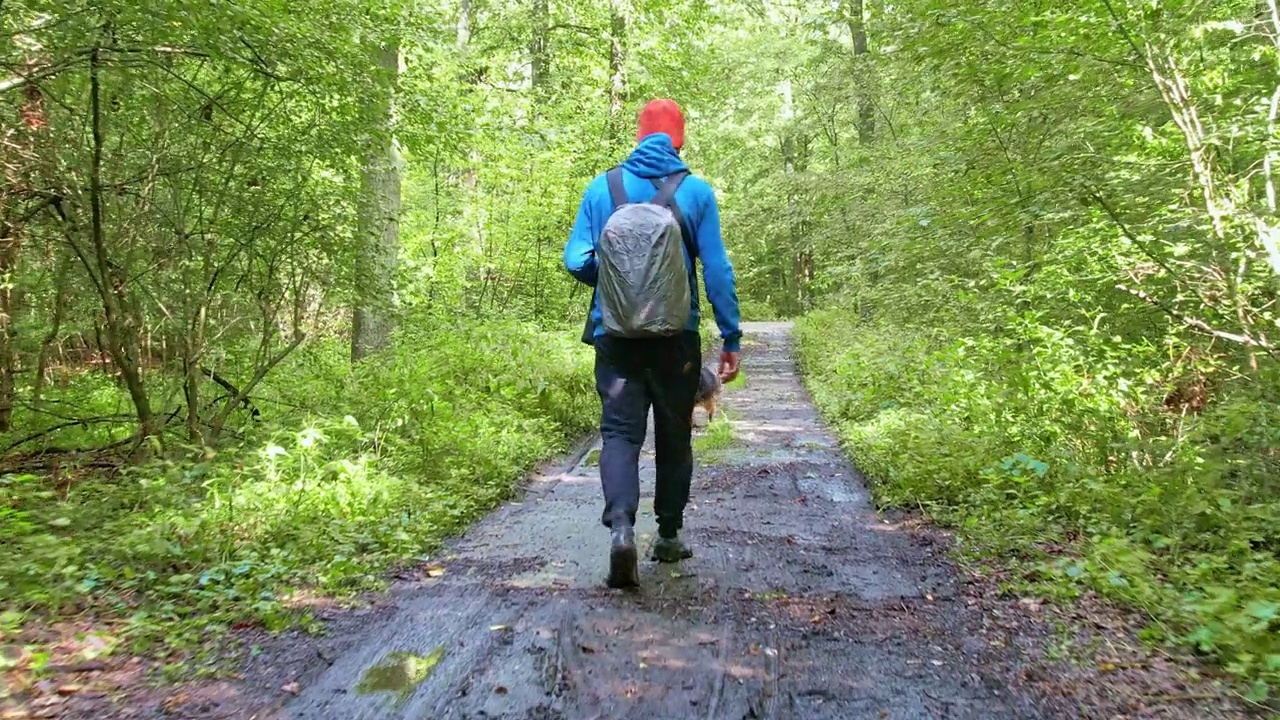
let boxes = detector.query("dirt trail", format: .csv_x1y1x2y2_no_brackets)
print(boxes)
271,321,1067,720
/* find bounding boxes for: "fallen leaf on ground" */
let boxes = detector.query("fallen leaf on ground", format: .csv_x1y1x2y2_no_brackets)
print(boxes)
281,681,301,695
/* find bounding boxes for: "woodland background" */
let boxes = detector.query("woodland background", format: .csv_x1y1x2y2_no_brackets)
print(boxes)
2,0,1279,703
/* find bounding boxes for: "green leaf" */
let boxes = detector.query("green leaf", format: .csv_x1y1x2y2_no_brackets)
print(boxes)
1245,601,1279,623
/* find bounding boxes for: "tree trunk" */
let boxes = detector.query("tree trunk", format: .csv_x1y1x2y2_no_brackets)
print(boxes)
0,231,19,433
183,355,201,442
33,258,70,409
780,79,807,315
457,0,480,189
607,0,629,147
530,0,549,94
456,0,471,49
352,42,402,362
848,0,875,144
182,306,208,444
87,39,156,438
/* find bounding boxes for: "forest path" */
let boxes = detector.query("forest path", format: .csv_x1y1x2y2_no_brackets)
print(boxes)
273,321,1059,720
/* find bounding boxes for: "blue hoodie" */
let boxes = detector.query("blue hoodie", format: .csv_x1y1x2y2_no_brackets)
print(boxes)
563,133,742,352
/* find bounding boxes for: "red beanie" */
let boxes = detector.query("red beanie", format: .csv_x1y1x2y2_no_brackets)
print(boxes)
637,99,685,149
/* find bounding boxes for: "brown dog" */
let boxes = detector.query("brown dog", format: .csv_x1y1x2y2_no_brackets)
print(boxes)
692,365,722,426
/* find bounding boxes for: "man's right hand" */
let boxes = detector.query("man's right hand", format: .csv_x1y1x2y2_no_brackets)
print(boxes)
718,350,740,383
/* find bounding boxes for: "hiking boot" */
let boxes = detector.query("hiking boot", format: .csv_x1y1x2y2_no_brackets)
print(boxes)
651,534,694,563
607,524,639,589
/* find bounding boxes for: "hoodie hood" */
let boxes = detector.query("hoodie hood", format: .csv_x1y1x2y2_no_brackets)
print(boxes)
621,133,689,178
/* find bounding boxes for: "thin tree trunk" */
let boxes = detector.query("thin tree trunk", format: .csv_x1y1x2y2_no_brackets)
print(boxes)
456,0,471,49
182,304,208,444
34,258,70,409
88,39,156,437
457,0,480,189
352,42,402,362
780,79,805,315
530,0,549,94
183,354,200,442
848,0,874,144
209,333,305,441
0,230,19,432
608,0,628,147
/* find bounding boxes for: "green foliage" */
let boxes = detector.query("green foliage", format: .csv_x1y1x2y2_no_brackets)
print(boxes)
15,0,1278,704
0,320,593,649
798,309,1280,697
693,413,735,453
701,0,1280,699
0,0,749,669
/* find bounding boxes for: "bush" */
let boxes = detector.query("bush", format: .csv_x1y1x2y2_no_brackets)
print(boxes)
796,307,1280,700
0,319,595,649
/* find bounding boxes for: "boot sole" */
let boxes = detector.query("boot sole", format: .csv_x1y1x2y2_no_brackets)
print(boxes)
651,548,694,563
607,543,639,589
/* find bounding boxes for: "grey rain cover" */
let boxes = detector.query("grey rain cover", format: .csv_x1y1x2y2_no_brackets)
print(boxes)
597,202,691,338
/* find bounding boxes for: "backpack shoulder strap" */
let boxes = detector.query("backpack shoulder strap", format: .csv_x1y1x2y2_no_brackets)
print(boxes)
606,167,628,210
650,170,689,208
648,172,697,259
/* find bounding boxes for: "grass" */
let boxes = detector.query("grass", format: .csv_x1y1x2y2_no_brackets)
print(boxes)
694,413,735,452
0,319,596,684
795,308,1280,702
693,411,737,466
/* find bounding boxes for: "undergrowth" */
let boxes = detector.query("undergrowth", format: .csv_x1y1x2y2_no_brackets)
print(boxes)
0,319,594,664
693,412,735,458
796,308,1280,703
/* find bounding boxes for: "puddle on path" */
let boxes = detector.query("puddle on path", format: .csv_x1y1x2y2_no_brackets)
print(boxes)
354,646,446,706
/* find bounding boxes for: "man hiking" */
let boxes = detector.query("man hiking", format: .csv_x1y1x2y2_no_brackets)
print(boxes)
562,98,742,589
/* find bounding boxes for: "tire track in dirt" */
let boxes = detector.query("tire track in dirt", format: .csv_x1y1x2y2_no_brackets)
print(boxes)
275,322,1058,719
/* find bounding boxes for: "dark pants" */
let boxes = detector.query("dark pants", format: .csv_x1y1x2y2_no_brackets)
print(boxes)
594,331,700,539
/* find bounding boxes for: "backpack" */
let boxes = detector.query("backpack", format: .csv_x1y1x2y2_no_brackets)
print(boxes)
583,167,696,342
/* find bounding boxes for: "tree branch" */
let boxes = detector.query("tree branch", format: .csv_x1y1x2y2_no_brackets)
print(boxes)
3,416,136,452
964,15,1146,69
208,333,305,440
200,367,260,417
0,53,88,93
1083,185,1182,281
1,42,290,94
1116,284,1276,355
546,23,600,35
1099,0,1145,59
